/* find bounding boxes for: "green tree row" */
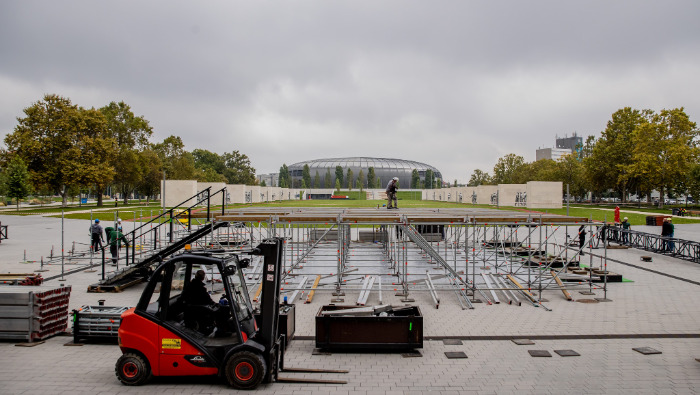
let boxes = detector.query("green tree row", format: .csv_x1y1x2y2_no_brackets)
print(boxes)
276,164,444,191
2,94,258,207
467,107,699,208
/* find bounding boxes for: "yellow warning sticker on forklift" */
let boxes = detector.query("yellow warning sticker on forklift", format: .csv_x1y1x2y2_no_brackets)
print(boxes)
162,338,181,349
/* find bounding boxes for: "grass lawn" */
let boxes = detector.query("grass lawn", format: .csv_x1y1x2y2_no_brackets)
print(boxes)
9,198,697,227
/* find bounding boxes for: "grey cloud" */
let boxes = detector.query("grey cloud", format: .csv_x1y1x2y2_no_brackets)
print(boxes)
1,1,700,183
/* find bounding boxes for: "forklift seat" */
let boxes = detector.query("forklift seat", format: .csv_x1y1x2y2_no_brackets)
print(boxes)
183,303,217,335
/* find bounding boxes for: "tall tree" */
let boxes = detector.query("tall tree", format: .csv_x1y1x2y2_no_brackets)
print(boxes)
556,154,587,199
153,136,196,180
302,164,311,189
137,149,163,203
357,169,365,191
279,164,290,188
631,108,699,208
335,166,344,188
5,156,31,210
367,167,376,189
686,163,700,204
425,169,434,189
411,169,420,189
196,167,227,183
467,169,491,186
66,107,117,206
192,149,226,175
491,154,526,184
4,94,115,206
335,178,341,191
100,101,153,205
324,168,332,188
314,171,320,188
221,150,256,185
528,159,558,181
346,168,354,190
590,108,646,202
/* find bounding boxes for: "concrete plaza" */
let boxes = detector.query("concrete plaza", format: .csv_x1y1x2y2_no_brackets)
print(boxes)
1,213,700,394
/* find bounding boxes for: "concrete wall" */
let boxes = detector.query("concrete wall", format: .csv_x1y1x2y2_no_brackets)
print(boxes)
453,187,469,203
247,186,261,203
161,180,198,207
474,185,499,205
497,184,527,207
227,184,246,204
197,182,226,194
306,189,336,195
527,181,563,209
165,180,562,208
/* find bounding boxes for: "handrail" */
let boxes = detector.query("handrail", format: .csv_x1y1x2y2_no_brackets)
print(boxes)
603,224,700,262
130,187,212,236
100,186,228,269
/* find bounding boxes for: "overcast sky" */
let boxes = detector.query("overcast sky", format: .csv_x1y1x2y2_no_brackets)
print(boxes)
1,1,699,184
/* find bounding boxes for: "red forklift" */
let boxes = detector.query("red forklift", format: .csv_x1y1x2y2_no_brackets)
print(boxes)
116,237,344,390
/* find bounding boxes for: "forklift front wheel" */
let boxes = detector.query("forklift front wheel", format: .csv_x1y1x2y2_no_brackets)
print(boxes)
115,353,152,386
225,351,266,390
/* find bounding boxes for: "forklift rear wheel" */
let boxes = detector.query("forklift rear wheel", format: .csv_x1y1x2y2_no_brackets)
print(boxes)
225,351,266,390
115,353,152,386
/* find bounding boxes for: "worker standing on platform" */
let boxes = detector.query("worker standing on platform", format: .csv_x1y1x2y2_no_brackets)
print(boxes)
385,177,399,209
621,217,631,244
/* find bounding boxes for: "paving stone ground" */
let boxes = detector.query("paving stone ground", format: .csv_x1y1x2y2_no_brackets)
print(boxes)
1,215,700,394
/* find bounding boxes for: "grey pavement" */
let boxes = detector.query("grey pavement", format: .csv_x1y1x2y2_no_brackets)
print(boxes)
1,215,700,393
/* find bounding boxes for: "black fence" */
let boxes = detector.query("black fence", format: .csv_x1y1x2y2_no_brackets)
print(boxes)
603,225,700,263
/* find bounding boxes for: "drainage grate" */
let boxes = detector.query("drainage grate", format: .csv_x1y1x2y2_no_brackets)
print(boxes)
444,351,468,359
554,349,580,357
528,350,552,357
633,347,662,355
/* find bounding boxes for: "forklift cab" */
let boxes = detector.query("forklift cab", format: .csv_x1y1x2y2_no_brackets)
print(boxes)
139,256,256,341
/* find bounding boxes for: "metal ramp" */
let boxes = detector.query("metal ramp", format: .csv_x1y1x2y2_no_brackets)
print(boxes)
88,221,229,292
87,186,230,292
399,224,476,309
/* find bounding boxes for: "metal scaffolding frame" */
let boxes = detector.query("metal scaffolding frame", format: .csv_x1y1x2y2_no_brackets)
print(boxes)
217,207,610,310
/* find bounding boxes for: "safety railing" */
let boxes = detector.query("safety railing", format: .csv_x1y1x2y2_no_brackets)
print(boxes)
603,225,700,263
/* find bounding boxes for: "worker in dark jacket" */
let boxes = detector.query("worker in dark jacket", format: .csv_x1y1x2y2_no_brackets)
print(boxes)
184,270,214,305
661,218,671,252
385,177,399,209
107,226,129,265
89,219,104,252
578,225,587,256
182,270,231,337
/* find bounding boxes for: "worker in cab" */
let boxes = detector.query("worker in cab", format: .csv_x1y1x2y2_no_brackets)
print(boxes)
182,269,232,337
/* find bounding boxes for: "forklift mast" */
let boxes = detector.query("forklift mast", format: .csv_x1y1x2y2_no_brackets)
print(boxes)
252,238,284,383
